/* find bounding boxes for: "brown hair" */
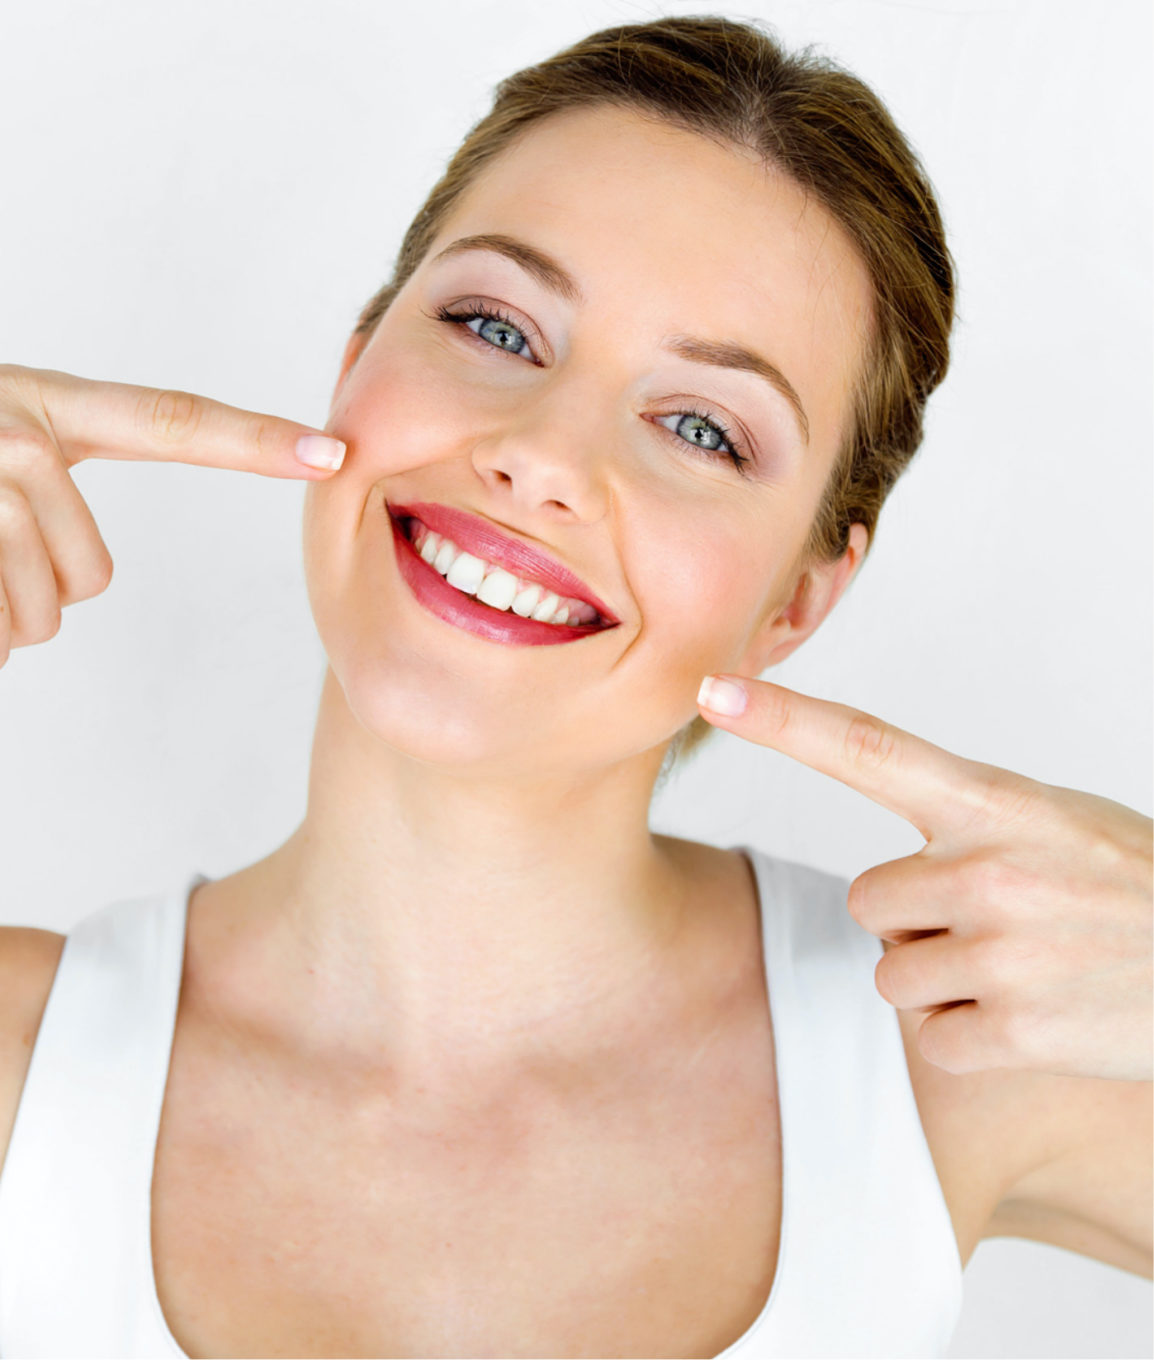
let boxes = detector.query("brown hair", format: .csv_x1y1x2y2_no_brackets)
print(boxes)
353,14,955,771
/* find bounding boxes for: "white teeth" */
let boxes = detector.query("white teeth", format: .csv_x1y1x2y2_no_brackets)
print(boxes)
511,584,543,617
407,518,604,628
531,591,561,621
475,567,520,610
445,551,487,595
432,539,457,575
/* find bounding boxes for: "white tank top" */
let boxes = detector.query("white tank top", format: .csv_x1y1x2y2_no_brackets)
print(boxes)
0,846,963,1358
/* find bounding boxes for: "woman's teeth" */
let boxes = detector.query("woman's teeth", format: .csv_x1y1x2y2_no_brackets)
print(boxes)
408,520,601,626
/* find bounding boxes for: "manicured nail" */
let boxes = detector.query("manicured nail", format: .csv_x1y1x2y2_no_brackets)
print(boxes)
697,675,747,716
295,434,346,470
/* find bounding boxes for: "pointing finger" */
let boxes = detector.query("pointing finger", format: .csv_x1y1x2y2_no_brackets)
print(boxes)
696,674,995,839
2,366,346,478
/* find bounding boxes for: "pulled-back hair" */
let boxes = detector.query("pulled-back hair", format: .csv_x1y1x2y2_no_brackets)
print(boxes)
353,14,955,770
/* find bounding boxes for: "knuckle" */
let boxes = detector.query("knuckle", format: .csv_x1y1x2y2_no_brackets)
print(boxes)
92,550,115,592
846,873,872,925
761,684,793,738
138,387,202,443
999,1003,1046,1061
22,608,62,645
0,429,53,474
873,953,898,1002
0,481,33,532
969,935,1015,988
0,365,32,406
250,418,276,460
843,712,898,770
963,851,1023,903
69,550,115,602
974,771,1041,826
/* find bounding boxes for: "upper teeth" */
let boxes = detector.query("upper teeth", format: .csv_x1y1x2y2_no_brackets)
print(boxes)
409,521,601,626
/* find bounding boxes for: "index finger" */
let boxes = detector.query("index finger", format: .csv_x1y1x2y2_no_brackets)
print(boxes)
697,674,993,839
2,366,346,477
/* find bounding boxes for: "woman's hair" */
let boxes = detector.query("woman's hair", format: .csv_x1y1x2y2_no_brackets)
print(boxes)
353,14,955,773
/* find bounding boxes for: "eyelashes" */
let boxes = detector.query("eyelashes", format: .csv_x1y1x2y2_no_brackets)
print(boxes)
656,408,750,473
428,300,754,475
433,302,542,364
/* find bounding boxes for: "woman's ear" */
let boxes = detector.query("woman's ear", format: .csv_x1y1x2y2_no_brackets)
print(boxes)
738,522,869,675
332,331,368,405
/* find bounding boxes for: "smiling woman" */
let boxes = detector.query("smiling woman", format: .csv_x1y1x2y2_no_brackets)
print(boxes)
305,93,878,783
345,20,952,772
0,9,1149,1360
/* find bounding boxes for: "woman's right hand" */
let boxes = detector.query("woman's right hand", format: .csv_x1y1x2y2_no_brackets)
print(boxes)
0,364,347,668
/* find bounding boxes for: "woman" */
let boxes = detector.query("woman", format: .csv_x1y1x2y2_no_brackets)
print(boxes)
0,13,1149,1359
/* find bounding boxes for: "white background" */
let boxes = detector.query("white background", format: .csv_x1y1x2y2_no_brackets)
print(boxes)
0,0,1150,1355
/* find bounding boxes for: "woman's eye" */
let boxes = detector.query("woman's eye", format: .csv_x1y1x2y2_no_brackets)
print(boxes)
655,411,752,474
435,304,538,362
432,304,751,475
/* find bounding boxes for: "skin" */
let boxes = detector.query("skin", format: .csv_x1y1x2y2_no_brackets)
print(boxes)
0,96,1146,1344
697,676,1153,1084
186,103,873,1107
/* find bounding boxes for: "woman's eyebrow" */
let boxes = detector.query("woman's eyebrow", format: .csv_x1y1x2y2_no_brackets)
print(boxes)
665,335,810,446
431,233,584,303
429,233,810,446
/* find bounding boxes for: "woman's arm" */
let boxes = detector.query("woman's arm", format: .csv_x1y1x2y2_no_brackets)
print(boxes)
983,1069,1153,1279
698,673,1153,1274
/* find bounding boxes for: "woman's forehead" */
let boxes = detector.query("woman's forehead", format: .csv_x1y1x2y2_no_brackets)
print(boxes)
441,105,855,284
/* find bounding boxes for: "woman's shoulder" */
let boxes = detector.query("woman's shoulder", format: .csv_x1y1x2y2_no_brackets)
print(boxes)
0,923,67,1184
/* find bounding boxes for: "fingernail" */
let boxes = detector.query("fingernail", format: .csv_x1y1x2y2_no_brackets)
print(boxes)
697,675,747,716
295,434,346,470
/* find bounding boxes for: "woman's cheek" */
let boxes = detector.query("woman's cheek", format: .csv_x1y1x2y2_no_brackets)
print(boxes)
327,356,466,480
643,517,751,640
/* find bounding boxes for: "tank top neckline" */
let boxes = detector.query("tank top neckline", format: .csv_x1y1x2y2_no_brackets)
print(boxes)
142,843,785,1359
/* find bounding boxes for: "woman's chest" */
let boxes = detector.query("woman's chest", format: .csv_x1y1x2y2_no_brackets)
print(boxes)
151,1011,785,1359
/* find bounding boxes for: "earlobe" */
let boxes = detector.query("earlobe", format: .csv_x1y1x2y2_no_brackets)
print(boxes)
741,522,869,674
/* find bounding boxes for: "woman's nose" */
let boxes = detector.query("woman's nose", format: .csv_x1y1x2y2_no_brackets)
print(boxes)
469,384,611,523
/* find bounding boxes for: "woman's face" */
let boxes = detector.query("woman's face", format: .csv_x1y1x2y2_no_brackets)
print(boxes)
303,105,872,775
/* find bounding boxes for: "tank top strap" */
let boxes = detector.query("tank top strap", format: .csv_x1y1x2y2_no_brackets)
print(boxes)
0,870,205,1359
720,845,963,1358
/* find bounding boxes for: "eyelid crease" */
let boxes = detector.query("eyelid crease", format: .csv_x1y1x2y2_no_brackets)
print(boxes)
431,301,756,475
431,298,547,364
651,407,753,475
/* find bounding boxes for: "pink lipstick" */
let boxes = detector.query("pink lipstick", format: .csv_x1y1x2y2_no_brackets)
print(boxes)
388,504,619,647
390,501,618,622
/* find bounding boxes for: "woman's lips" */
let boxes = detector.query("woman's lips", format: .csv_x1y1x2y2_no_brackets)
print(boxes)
389,510,618,646
388,499,618,625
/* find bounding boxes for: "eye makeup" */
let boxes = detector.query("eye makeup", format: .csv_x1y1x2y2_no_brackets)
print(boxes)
428,298,756,475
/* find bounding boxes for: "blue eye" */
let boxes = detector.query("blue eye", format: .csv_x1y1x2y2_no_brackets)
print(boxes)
435,303,539,362
432,303,752,475
654,410,751,474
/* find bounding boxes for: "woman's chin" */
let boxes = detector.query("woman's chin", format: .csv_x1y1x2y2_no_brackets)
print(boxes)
319,656,677,781
320,655,569,774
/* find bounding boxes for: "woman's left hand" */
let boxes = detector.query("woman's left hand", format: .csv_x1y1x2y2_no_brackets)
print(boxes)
696,674,1154,1082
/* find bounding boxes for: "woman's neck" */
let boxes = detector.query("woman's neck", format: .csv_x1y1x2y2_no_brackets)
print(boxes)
194,667,735,1104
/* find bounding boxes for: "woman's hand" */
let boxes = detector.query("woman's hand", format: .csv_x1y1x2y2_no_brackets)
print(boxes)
0,364,346,669
697,673,1154,1082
